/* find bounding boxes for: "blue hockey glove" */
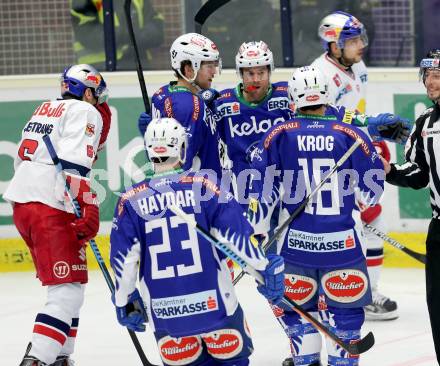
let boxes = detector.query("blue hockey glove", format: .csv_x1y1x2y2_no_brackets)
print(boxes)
257,254,285,304
197,88,219,110
138,112,152,136
367,113,411,144
113,289,147,332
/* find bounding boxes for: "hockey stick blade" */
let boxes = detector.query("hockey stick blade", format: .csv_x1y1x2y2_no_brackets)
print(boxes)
169,204,374,355
124,0,150,113
364,224,426,264
194,0,230,34
281,295,375,355
43,135,157,366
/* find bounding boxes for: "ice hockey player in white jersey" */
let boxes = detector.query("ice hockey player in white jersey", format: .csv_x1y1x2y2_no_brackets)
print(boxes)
110,117,285,366
311,11,368,113
3,64,110,366
312,10,399,322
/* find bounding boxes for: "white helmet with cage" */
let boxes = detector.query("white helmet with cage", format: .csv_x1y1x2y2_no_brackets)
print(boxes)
235,41,274,76
288,66,329,109
61,64,108,104
170,33,221,83
144,118,187,165
318,11,368,51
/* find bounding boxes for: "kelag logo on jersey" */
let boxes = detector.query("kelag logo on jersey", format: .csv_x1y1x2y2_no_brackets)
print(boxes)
152,289,218,319
267,97,290,111
217,102,240,118
287,228,356,252
228,116,285,138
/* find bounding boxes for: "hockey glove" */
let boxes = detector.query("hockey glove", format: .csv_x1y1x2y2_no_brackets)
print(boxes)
257,254,285,305
67,175,99,243
367,113,411,144
138,112,152,137
113,289,147,332
95,102,112,153
198,88,219,110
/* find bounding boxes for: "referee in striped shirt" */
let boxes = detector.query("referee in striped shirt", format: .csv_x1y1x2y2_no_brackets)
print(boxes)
383,48,440,363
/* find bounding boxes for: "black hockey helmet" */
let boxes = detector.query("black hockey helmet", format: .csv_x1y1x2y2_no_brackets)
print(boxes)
419,48,440,84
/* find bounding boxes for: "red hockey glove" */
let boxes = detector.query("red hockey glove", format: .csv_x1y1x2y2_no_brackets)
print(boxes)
95,102,112,152
360,204,382,224
67,175,100,243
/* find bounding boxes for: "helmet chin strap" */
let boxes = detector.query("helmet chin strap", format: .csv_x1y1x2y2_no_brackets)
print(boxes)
177,69,202,92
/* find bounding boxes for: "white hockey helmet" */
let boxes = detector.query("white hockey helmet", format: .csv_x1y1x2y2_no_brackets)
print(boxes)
145,118,187,165
288,66,329,109
318,11,368,51
61,64,108,104
235,41,274,76
170,33,221,82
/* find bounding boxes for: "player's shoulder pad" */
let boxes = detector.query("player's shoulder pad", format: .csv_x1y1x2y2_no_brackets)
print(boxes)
331,122,372,156
216,88,235,102
116,181,149,217
272,81,288,95
262,121,301,150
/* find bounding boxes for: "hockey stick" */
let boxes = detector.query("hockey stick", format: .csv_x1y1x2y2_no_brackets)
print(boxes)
194,0,231,34
169,204,375,355
124,0,150,114
233,139,363,286
42,135,157,366
364,223,426,264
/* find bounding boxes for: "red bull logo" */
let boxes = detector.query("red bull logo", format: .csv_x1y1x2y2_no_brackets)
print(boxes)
86,74,101,86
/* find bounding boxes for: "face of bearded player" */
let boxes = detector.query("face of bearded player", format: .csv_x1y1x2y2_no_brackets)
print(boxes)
95,102,112,153
241,65,271,103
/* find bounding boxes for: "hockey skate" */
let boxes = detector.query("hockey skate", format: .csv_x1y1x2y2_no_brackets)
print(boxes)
19,343,47,366
49,356,75,366
365,291,398,320
282,357,321,366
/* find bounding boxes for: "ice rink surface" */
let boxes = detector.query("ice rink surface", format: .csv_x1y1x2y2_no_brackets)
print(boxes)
1,268,436,366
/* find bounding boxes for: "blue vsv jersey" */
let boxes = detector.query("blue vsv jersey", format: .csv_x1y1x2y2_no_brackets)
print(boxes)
110,171,267,337
214,82,293,178
152,82,221,175
250,114,384,268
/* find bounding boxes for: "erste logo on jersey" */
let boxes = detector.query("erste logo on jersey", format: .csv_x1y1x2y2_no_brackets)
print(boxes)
322,269,368,303
284,274,317,305
217,102,240,117
287,228,356,253
152,290,218,319
267,97,290,111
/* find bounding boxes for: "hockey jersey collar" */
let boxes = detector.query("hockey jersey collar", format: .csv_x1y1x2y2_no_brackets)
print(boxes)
295,112,338,121
168,81,192,94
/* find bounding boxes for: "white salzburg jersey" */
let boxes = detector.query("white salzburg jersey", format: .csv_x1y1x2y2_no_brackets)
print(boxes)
311,53,368,113
3,99,102,212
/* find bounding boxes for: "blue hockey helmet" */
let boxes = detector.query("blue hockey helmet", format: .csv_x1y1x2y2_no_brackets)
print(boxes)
318,11,368,51
61,64,108,104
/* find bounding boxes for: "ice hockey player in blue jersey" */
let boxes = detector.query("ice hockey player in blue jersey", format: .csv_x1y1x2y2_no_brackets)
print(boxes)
110,117,285,366
214,41,293,205
249,66,385,366
138,33,222,175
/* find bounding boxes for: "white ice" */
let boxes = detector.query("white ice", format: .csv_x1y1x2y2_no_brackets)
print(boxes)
1,268,436,366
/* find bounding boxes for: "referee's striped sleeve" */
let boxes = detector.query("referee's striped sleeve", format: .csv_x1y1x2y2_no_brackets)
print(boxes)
386,113,430,189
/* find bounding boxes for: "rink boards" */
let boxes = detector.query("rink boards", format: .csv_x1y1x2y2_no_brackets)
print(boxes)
0,232,427,273
0,68,432,272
